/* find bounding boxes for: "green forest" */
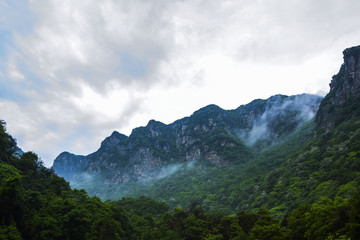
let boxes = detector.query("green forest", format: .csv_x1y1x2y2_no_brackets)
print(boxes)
2,45,360,240
1,116,360,239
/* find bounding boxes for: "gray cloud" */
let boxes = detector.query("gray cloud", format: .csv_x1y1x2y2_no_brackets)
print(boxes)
15,0,176,91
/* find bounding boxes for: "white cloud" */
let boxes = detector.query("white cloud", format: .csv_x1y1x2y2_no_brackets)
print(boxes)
15,0,175,91
1,0,360,166
8,63,25,81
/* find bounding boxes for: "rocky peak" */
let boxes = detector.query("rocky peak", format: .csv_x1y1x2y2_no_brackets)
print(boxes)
100,131,128,150
188,104,225,131
316,45,360,131
192,104,224,119
52,151,88,181
146,120,166,137
332,46,360,99
52,93,322,186
266,94,287,105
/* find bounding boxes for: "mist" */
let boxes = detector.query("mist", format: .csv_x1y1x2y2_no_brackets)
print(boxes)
156,161,196,180
239,94,322,147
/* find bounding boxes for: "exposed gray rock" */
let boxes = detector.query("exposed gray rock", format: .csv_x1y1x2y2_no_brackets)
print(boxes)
52,152,89,181
316,45,360,131
53,93,322,187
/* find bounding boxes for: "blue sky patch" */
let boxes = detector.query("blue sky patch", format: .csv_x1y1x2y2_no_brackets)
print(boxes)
120,52,148,78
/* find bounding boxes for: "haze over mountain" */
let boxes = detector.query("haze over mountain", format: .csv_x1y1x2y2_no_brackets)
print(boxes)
52,45,360,217
2,0,360,168
53,93,322,184
1,44,360,240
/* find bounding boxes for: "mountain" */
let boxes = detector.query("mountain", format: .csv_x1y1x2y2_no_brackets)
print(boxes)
2,118,360,239
53,94,322,184
2,45,360,240
316,45,360,131
52,45,360,219
0,120,134,239
121,45,360,217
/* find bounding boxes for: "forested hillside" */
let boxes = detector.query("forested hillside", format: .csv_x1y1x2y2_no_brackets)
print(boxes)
53,93,323,204
0,120,134,239
1,119,360,239
2,45,360,239
123,46,360,218
51,46,360,221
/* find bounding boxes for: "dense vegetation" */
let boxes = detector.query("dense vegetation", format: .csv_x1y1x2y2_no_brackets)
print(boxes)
0,120,134,240
54,93,322,193
3,45,360,239
1,115,360,239
97,115,359,220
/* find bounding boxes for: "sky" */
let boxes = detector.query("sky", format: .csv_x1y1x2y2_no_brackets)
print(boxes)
0,0,360,167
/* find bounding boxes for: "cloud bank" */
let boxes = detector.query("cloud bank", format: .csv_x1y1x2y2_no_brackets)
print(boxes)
0,0,360,166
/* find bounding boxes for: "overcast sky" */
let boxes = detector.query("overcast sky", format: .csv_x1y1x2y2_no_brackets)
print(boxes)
1,0,360,167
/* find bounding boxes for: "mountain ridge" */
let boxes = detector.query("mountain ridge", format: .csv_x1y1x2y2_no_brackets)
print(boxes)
2,45,360,240
316,45,360,131
53,45,360,214
53,93,322,186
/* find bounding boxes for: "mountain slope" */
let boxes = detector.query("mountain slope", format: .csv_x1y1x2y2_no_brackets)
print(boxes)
316,45,360,131
53,94,321,190
2,44,360,240
2,119,359,239
117,45,360,216
51,45,360,218
0,120,134,240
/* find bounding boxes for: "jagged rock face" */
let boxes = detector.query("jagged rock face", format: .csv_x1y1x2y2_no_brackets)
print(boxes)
234,94,321,147
52,94,322,184
52,152,89,180
100,131,128,151
316,45,360,131
338,47,360,99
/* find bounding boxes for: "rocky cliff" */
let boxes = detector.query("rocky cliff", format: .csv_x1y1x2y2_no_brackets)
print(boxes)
316,45,360,130
53,94,322,185
52,152,89,180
